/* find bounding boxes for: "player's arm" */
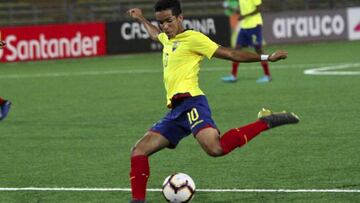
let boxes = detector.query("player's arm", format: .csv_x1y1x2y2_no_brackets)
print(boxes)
127,8,160,41
213,46,287,62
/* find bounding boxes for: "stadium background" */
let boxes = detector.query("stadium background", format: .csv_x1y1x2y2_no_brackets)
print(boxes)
1,0,360,62
0,0,360,202
1,0,360,25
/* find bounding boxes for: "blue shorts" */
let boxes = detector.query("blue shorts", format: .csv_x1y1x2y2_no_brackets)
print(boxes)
236,25,263,48
150,95,218,148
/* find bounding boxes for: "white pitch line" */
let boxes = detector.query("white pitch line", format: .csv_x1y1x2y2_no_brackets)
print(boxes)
304,63,360,75
0,187,359,193
0,63,344,79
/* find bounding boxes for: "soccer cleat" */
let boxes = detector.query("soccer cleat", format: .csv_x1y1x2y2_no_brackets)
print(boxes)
256,75,272,83
0,100,11,121
221,75,237,83
258,108,299,128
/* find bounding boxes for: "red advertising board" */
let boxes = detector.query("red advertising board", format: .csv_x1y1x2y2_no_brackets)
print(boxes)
0,22,106,62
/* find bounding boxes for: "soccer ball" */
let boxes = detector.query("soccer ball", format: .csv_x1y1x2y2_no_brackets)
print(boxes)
162,173,196,203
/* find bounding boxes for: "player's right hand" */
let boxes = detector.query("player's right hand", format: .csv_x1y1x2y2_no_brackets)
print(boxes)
0,40,6,49
269,50,288,62
127,8,143,20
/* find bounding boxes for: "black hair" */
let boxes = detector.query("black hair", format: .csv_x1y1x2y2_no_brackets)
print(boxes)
154,0,182,16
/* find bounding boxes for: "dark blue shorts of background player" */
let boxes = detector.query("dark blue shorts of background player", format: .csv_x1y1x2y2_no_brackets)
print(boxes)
236,25,263,48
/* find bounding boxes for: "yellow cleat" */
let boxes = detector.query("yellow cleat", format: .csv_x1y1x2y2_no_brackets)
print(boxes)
257,108,272,118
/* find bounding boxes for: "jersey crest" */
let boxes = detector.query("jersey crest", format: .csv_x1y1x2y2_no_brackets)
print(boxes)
172,41,180,52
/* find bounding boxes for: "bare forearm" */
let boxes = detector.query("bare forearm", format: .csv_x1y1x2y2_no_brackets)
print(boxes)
214,47,260,62
231,50,260,62
137,16,160,41
214,46,288,62
127,8,160,41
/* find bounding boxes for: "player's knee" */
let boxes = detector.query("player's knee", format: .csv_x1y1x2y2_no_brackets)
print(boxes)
130,145,146,157
197,130,223,157
204,146,223,157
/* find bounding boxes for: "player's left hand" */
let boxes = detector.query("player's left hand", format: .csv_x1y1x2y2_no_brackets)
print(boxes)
0,40,6,49
268,50,288,62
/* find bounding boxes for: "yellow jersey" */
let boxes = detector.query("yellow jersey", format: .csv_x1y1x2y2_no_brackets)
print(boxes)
157,30,219,107
239,0,263,29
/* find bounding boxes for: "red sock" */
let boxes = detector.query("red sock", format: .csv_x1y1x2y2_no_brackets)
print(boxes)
232,62,239,77
0,97,5,105
130,155,149,201
220,120,269,155
261,61,270,76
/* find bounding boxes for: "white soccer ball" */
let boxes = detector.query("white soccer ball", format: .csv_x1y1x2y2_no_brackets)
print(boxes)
162,173,196,203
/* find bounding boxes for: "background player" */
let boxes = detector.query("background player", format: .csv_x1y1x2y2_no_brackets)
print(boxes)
222,0,272,83
127,1,299,202
0,39,12,121
0,96,11,121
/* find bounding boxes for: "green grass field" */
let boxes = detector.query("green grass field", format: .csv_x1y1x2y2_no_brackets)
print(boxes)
0,41,360,203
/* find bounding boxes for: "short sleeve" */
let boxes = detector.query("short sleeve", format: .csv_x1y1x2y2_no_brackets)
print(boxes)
157,33,168,45
190,32,219,59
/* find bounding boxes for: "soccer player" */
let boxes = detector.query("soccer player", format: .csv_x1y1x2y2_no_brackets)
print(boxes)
222,0,271,83
127,1,299,202
0,97,11,121
0,40,11,121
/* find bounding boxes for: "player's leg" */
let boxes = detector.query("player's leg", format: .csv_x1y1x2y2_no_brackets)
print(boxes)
195,128,223,157
130,110,191,203
195,119,268,156
131,131,170,157
222,29,248,83
221,46,242,82
0,97,11,121
252,25,271,83
130,131,170,203
219,108,299,155
255,45,271,83
195,108,299,156
183,96,223,156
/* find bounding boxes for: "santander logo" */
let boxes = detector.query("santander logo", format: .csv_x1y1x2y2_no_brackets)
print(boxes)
1,33,100,62
0,23,105,62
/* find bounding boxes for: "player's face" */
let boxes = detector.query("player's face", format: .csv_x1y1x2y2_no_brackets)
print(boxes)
155,9,184,38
